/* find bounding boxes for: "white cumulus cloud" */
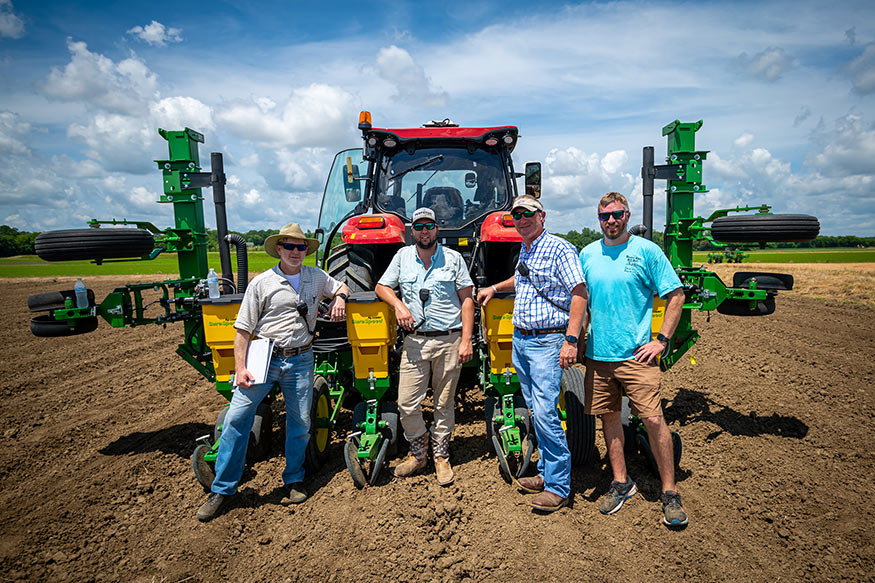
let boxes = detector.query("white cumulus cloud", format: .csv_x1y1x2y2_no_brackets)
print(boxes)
0,0,24,39
376,45,448,107
0,110,31,155
736,47,795,82
150,96,214,132
42,39,159,115
846,41,875,95
216,83,356,147
126,21,182,46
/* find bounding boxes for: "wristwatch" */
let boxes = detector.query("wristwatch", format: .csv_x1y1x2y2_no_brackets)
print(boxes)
337,292,348,301
565,335,578,344
656,332,670,343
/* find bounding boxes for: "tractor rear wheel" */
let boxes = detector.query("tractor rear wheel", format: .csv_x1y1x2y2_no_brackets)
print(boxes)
305,375,332,471
325,243,375,293
710,214,819,243
560,366,597,466
35,228,154,262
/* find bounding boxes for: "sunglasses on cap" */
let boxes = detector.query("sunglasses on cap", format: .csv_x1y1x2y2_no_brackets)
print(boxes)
280,242,309,251
512,209,538,220
412,222,436,231
598,210,627,222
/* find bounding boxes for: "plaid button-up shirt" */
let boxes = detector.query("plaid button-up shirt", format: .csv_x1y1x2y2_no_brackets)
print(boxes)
513,230,586,330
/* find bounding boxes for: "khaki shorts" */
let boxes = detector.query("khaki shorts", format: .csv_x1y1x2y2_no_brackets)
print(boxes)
584,358,663,418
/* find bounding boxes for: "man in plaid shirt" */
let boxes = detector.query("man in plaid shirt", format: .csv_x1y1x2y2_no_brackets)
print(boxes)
477,195,587,511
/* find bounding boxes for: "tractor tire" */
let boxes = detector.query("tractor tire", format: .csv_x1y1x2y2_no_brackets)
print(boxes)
30,314,98,337
28,289,96,312
560,366,597,466
325,243,375,293
35,228,154,262
710,214,819,243
214,401,273,462
305,375,332,471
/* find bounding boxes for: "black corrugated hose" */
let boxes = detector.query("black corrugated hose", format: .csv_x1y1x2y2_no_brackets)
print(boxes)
224,234,249,295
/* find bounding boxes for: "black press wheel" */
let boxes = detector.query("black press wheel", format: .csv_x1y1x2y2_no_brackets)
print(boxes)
35,228,154,262
635,426,682,475
192,444,215,492
344,436,367,489
380,401,401,458
305,375,332,471
710,214,820,243
560,366,597,466
30,314,98,337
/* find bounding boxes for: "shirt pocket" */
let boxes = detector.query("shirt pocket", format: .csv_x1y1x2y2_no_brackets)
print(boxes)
399,273,419,301
429,268,457,302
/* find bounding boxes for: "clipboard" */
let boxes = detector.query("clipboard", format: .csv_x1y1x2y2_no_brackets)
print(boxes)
240,337,274,385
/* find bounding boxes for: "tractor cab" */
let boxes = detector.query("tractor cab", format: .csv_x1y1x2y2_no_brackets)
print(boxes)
316,113,528,291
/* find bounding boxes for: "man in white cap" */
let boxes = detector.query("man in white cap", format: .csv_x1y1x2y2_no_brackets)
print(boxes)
197,222,349,521
477,195,587,512
375,207,474,486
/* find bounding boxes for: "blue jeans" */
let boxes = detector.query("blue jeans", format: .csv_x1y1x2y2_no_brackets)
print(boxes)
211,351,314,496
512,330,570,499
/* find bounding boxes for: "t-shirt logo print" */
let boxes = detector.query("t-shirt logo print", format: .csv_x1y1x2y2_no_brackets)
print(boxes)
624,255,641,273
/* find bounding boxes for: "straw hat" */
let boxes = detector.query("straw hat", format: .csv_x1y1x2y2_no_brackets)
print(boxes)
264,222,319,258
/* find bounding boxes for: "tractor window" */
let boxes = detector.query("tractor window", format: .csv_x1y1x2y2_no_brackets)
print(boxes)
317,149,369,250
376,146,510,229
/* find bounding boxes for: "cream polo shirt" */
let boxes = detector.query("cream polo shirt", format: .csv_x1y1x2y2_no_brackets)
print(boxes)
234,264,343,348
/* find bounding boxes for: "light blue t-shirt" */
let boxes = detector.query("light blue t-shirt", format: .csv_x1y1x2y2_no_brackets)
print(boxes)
377,243,474,332
580,235,682,361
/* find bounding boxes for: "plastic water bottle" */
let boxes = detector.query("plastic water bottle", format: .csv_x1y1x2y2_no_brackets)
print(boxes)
207,268,220,299
74,278,88,308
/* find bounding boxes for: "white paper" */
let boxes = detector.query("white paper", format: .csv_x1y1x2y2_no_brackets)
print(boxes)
243,337,274,385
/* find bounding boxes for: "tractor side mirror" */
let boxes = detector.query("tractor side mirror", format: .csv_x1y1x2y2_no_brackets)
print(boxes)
344,157,362,202
524,162,541,199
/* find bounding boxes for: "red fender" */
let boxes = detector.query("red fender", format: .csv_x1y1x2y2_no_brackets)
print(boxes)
480,211,522,243
341,214,406,244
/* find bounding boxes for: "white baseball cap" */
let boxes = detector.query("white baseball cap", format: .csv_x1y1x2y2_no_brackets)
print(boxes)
411,207,436,223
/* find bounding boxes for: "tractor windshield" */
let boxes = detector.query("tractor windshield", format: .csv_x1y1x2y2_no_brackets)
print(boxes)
375,146,512,229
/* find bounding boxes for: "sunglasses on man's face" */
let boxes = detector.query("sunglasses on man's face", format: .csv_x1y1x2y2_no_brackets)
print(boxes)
412,222,436,231
598,210,627,222
280,242,309,252
512,210,538,220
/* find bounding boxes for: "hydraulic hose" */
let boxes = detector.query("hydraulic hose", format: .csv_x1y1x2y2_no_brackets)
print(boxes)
224,233,249,294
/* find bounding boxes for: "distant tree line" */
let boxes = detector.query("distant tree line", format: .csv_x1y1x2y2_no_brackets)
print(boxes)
0,226,39,257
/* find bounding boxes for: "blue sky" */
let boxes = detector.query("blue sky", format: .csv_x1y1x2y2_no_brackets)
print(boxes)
1,0,873,236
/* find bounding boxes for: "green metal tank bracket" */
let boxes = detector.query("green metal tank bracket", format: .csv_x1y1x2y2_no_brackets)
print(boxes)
314,357,348,425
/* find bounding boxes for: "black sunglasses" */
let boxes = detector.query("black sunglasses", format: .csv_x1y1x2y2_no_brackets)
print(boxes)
412,222,436,231
598,210,627,222
512,210,538,220
280,242,309,251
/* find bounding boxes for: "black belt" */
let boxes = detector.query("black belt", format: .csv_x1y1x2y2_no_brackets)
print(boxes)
411,328,462,337
517,327,565,336
272,342,312,357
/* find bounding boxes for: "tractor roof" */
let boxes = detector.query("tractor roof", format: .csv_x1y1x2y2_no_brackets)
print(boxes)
367,125,519,152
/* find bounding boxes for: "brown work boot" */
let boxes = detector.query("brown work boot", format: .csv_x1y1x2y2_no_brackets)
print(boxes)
431,433,454,486
529,490,569,512
516,475,545,493
394,434,428,478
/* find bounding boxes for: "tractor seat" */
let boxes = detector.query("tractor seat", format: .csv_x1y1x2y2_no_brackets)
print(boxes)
422,187,463,224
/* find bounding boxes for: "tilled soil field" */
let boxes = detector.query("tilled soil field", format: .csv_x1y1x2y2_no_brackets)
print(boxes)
1,269,873,583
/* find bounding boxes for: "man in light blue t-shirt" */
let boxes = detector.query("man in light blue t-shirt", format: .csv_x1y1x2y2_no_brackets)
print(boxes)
579,191,688,528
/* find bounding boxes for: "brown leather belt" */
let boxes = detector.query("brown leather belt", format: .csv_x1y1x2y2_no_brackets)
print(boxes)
272,342,312,357
517,327,565,336
411,328,462,337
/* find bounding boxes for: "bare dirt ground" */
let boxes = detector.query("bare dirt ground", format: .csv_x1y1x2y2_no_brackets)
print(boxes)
1,265,874,583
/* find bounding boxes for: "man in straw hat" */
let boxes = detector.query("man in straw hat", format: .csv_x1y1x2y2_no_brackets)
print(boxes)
197,222,349,522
